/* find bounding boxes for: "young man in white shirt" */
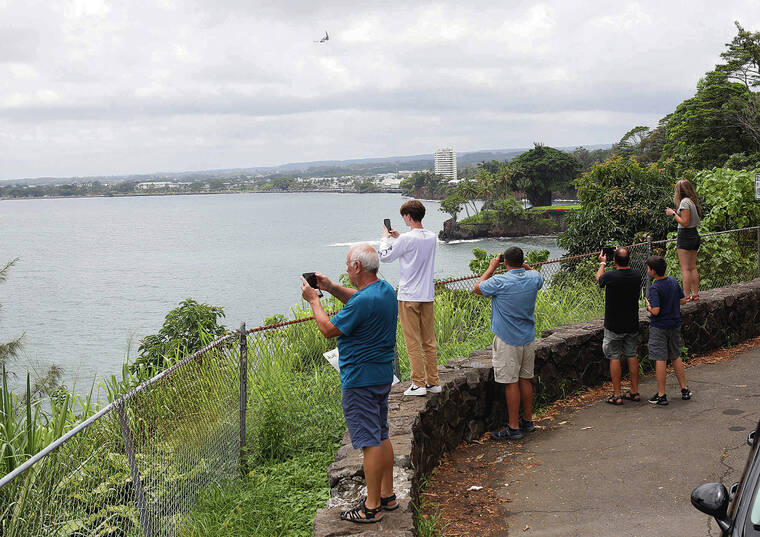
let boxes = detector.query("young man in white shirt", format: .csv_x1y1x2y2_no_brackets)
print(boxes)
378,200,440,396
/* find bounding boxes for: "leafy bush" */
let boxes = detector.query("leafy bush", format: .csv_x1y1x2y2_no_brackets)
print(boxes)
133,299,227,374
558,156,678,255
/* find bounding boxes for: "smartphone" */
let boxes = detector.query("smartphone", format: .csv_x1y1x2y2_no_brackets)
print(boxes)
384,218,392,232
603,246,615,263
302,272,323,297
498,254,504,263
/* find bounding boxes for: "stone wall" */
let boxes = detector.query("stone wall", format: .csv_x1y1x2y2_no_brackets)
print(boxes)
313,279,760,537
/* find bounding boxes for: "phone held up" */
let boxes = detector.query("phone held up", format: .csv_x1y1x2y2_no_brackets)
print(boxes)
302,272,323,298
384,218,392,232
602,246,615,263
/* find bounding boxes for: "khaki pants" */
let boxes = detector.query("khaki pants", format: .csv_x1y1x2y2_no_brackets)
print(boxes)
398,301,439,387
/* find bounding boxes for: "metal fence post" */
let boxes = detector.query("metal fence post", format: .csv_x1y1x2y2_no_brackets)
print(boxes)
116,401,152,537
239,322,248,473
645,235,652,298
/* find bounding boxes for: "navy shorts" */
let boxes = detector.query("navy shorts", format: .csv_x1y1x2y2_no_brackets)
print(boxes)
342,383,392,449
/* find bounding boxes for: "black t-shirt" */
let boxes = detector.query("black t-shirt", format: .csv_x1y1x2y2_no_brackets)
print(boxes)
598,268,643,334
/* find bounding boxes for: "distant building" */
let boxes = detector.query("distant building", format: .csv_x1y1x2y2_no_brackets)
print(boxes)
434,147,457,182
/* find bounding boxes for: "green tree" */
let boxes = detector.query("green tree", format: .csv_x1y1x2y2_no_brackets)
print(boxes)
558,156,677,255
510,144,581,207
0,259,22,365
399,171,450,198
354,179,380,193
661,71,753,169
439,193,464,221
614,126,651,157
132,299,227,374
660,23,760,169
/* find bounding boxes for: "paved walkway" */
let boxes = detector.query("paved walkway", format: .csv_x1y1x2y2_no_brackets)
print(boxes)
424,345,760,536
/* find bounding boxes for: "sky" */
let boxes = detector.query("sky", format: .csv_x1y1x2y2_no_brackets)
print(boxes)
1,1,759,181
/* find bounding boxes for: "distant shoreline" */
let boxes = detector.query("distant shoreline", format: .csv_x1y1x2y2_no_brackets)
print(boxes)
0,189,407,202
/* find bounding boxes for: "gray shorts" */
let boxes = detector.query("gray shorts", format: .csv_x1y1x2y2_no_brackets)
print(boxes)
492,335,535,384
602,329,639,360
648,325,682,361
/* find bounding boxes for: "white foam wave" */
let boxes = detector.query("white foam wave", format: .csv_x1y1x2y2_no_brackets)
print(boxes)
328,239,382,247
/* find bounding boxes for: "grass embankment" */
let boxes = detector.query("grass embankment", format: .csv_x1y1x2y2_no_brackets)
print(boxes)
182,270,605,537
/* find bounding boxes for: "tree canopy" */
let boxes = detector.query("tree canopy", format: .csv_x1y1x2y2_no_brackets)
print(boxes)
558,156,678,255
510,144,581,206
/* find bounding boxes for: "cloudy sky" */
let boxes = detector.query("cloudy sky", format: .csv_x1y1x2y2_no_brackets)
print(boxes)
1,1,758,180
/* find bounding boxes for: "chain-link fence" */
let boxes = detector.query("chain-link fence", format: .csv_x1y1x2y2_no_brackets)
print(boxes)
2,226,759,535
0,334,240,537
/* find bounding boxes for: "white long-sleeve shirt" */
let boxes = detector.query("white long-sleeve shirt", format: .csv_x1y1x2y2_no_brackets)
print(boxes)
378,228,437,302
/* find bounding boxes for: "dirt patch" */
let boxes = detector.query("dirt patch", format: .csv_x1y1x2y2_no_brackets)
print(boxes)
419,336,760,536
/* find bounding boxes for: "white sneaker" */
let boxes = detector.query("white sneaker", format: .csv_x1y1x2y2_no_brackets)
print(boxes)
426,384,442,394
403,383,427,396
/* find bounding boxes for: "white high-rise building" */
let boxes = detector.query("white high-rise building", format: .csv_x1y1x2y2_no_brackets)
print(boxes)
434,147,457,182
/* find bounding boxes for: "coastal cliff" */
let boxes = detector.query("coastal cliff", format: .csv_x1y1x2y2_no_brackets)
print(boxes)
439,208,570,241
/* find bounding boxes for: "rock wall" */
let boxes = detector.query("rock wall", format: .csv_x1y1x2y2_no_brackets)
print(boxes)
313,279,760,537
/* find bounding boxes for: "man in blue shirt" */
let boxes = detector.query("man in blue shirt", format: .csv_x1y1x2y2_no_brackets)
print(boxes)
301,243,398,524
474,246,544,440
644,255,691,406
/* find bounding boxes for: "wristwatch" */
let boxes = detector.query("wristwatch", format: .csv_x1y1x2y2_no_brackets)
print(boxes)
600,261,606,265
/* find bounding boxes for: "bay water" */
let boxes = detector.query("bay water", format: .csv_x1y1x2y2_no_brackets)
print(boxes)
0,193,562,392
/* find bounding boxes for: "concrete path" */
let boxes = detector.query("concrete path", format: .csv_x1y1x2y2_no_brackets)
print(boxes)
438,347,760,536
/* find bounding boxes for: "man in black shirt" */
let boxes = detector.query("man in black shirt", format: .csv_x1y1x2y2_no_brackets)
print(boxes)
596,247,642,405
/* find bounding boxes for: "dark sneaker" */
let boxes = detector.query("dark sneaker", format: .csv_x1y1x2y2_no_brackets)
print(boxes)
490,426,523,440
681,387,692,400
519,418,536,432
648,393,669,406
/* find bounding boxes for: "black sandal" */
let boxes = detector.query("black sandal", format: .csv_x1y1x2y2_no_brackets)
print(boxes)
340,498,384,524
623,390,641,402
381,494,399,511
606,394,623,406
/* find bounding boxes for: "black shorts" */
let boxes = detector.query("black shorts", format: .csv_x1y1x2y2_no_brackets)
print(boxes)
677,227,700,251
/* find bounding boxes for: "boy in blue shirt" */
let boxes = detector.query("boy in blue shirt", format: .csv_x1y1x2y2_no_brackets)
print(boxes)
644,255,692,406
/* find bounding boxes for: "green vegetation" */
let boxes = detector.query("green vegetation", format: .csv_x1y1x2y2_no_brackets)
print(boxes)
0,259,22,365
664,167,760,289
558,156,679,255
132,298,227,375
399,171,452,199
510,144,582,207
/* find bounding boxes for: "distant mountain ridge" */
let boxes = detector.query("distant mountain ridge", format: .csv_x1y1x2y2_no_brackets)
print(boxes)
1,144,612,186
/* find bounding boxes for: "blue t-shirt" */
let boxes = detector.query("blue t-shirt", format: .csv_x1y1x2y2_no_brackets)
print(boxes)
479,268,544,346
330,279,397,389
649,276,684,329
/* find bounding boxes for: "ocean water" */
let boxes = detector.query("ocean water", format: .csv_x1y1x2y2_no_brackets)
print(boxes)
0,193,562,391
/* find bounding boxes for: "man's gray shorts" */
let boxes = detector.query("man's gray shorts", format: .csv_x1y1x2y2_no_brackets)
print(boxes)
602,329,638,360
648,325,681,361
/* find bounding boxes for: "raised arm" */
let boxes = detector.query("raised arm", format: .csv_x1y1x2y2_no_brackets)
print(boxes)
474,256,501,296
